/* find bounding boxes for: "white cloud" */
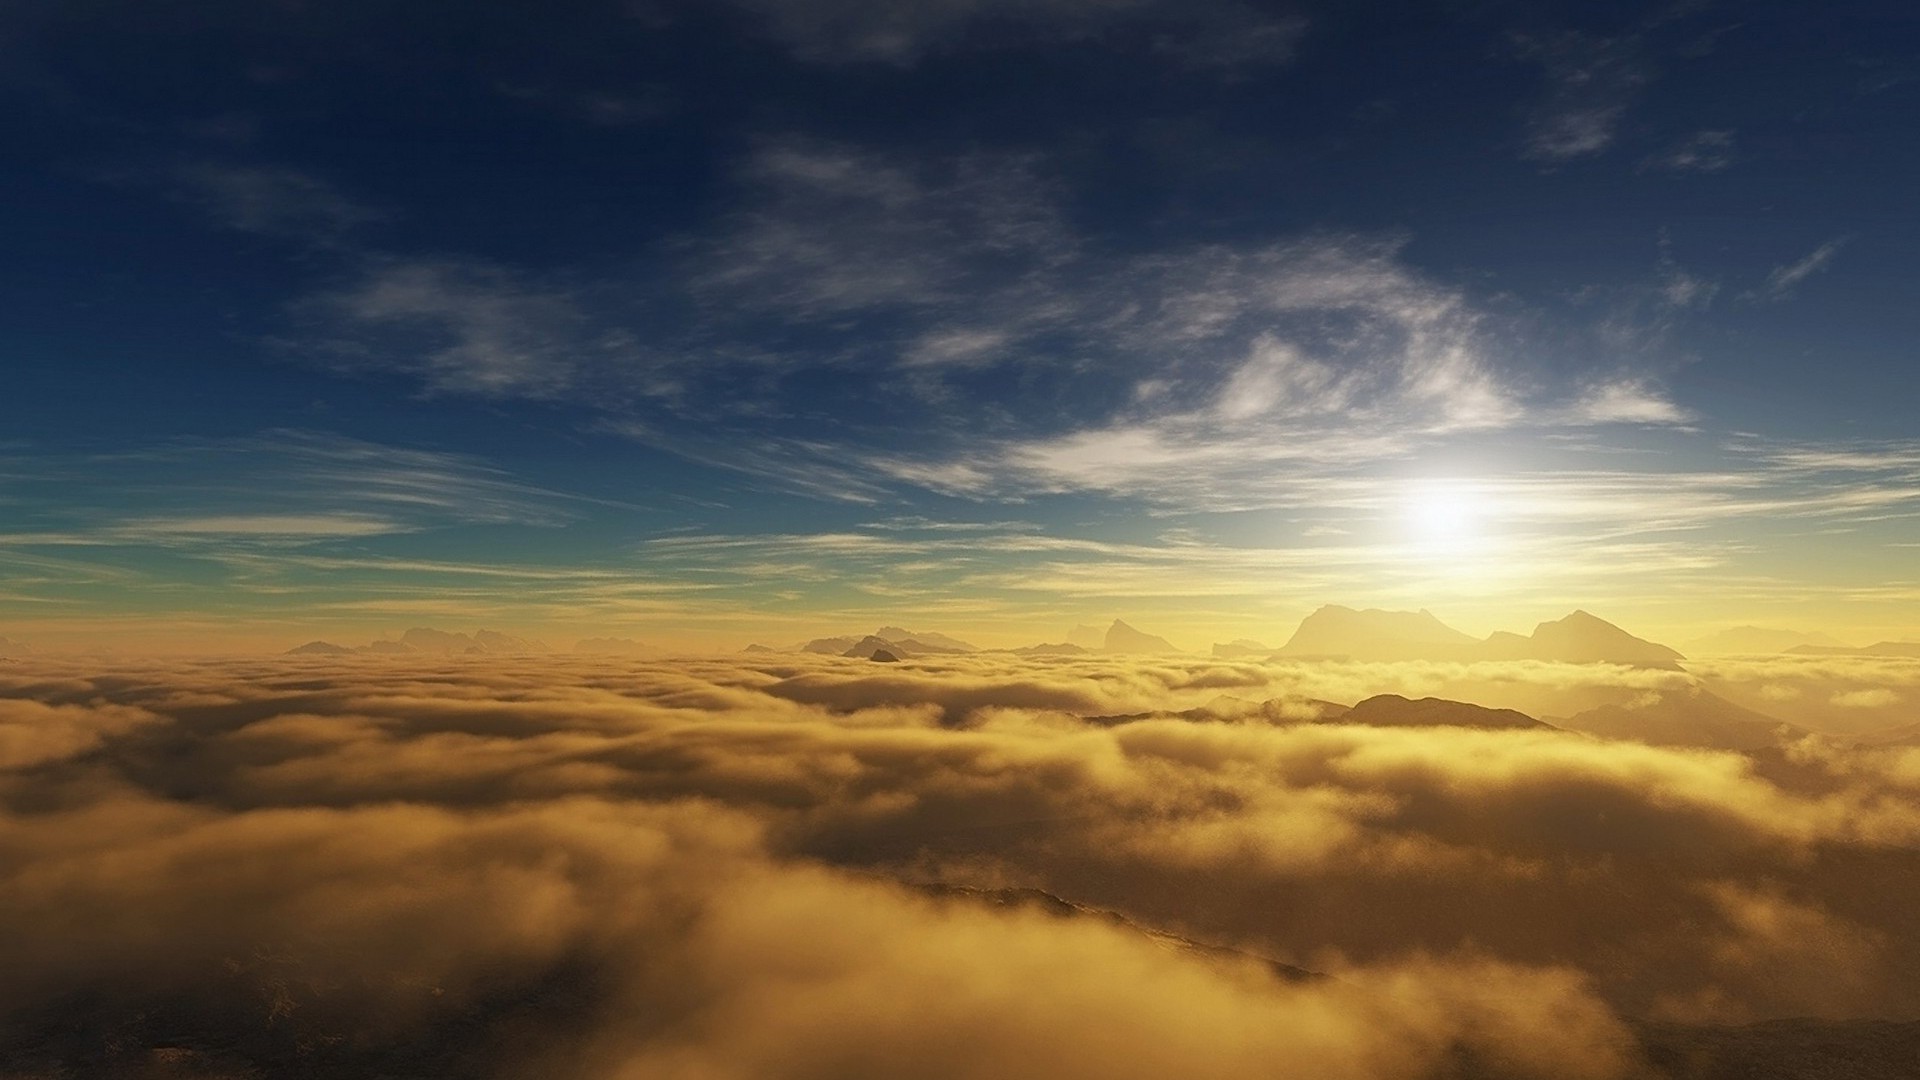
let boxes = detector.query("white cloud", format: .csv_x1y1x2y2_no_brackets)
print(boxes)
1566,380,1694,425
1832,688,1899,709
1214,337,1343,420
1761,239,1847,300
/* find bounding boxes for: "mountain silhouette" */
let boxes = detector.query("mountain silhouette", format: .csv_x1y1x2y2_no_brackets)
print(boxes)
1103,619,1180,653
841,635,903,659
800,627,978,655
1211,638,1273,658
1276,605,1683,667
801,635,862,654
1332,694,1550,730
875,627,978,652
573,637,652,655
1277,606,1481,661
285,640,353,656
396,627,548,654
359,640,415,654
1555,686,1804,750
1788,641,1920,659
1514,610,1683,667
1010,642,1089,656
1683,625,1850,655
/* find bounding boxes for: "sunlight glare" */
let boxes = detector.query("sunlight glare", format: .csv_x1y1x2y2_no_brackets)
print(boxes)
1404,482,1487,559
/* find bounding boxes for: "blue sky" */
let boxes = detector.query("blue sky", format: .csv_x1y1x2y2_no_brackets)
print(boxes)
2,0,1918,650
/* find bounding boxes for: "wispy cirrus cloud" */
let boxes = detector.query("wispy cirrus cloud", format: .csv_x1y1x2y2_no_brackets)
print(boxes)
653,143,1696,505
716,0,1307,69
0,431,582,551
693,138,1073,322
296,259,661,399
1758,238,1847,301
103,513,403,542
218,136,1700,516
1514,31,1649,162
167,162,384,243
1644,129,1735,173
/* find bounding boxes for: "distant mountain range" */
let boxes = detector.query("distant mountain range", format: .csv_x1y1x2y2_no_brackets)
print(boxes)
1211,638,1273,658
759,607,1691,666
1270,606,1684,668
1786,641,1920,658
1681,625,1851,655
1090,687,1811,751
286,628,552,656
572,637,653,655
787,625,983,660
761,619,1185,658
1009,642,1090,656
289,609,1874,671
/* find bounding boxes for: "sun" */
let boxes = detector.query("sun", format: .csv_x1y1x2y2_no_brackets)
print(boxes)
1404,481,1487,557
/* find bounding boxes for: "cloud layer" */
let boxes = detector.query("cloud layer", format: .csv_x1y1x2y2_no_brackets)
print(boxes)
3,652,1918,1075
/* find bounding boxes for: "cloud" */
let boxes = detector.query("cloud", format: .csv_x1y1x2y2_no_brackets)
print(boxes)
105,513,404,541
1566,379,1694,425
0,697,158,768
0,428,585,602
694,138,1072,321
166,162,384,245
6,652,1770,1077
1832,688,1899,709
1645,129,1735,173
1760,238,1847,301
219,138,1700,522
655,146,1700,506
299,259,654,398
718,0,1308,69
1515,32,1649,162
2,648,1918,1073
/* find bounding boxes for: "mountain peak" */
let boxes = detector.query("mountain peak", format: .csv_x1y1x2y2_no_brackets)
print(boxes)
1279,605,1478,660
1104,619,1180,653
1527,611,1682,667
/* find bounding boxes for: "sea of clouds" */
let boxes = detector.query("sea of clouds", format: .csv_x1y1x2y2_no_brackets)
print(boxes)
3,651,1918,1078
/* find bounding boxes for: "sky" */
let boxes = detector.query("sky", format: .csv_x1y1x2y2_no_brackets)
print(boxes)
3,0,1918,652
